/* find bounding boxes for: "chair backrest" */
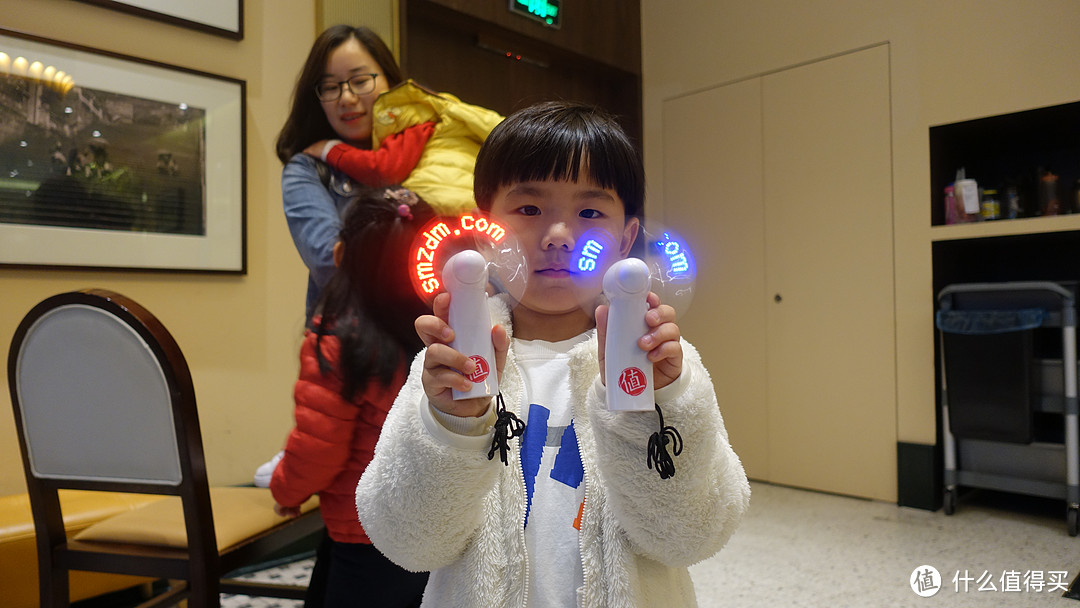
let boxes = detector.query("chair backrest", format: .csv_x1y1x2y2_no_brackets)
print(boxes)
7,291,321,607
8,290,204,493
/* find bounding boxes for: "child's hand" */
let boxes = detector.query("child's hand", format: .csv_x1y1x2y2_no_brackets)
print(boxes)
302,140,331,158
595,292,683,390
415,292,509,418
274,503,301,518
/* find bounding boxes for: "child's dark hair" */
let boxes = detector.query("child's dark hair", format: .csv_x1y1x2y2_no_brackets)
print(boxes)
313,186,432,400
473,101,644,218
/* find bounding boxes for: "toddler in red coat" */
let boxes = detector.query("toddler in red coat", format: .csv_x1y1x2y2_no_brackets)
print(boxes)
271,185,435,607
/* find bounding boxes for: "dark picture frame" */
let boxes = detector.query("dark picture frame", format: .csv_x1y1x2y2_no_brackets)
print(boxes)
73,0,244,40
0,28,246,273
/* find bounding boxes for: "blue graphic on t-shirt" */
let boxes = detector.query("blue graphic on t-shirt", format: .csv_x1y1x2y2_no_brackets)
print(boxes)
520,403,584,527
521,404,549,526
551,423,583,488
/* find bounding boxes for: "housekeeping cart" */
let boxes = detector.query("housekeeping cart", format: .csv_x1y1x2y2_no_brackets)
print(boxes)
936,281,1079,536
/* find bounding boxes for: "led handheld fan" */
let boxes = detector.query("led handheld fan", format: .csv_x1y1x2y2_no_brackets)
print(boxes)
408,211,527,400
569,225,697,320
409,212,527,304
569,224,698,412
443,250,498,399
603,257,654,411
643,228,697,318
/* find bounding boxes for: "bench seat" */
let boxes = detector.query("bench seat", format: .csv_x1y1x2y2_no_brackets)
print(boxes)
0,490,162,607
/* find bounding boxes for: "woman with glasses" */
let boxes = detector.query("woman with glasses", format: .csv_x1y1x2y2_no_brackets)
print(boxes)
276,25,426,324
276,25,501,325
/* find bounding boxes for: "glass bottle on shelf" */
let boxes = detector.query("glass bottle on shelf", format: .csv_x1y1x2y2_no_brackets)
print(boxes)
980,188,1001,220
1004,183,1022,219
1040,170,1061,216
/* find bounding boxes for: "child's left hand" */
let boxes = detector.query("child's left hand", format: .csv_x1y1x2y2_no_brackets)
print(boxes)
595,292,683,390
274,503,301,519
302,139,331,158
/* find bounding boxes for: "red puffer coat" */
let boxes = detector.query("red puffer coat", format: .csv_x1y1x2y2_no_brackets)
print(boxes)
271,329,405,543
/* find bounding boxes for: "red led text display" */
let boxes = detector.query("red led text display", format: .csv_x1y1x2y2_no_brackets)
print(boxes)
411,213,508,301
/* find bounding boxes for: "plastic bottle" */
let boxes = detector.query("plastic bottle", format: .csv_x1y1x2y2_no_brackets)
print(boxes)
944,185,959,225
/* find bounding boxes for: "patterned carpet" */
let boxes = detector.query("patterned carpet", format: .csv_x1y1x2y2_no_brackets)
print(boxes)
220,557,315,608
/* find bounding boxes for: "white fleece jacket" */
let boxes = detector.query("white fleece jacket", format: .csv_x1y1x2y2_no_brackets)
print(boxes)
356,295,750,607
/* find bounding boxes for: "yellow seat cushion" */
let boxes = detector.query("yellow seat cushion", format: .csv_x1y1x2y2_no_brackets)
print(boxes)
75,486,319,550
0,490,162,608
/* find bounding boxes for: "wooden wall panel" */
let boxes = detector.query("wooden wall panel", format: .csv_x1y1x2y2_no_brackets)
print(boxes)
402,0,641,146
416,0,640,74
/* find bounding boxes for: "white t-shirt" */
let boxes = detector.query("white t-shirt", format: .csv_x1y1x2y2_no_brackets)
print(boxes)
514,332,591,608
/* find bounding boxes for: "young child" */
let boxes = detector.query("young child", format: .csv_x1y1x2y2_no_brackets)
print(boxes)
355,102,750,607
271,186,432,607
306,79,504,216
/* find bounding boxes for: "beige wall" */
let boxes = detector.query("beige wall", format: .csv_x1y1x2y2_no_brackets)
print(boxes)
6,0,1078,498
0,0,318,495
641,0,1080,446
319,0,397,55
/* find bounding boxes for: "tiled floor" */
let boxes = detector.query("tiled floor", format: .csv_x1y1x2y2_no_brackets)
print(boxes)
113,481,1080,607
690,482,1079,607
220,558,313,608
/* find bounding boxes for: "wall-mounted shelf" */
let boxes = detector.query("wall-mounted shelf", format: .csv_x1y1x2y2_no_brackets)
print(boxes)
930,100,1080,228
931,214,1080,242
931,100,1080,293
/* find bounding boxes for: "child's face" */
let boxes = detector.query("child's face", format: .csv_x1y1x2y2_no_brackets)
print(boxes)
489,176,639,324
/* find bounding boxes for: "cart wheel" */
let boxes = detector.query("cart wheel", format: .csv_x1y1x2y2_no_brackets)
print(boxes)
1068,506,1078,537
943,488,956,515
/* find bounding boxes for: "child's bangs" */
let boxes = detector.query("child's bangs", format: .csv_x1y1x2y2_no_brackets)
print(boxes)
500,130,625,194
475,102,644,216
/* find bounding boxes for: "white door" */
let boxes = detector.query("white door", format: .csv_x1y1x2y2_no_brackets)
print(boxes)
662,78,769,480
662,45,896,500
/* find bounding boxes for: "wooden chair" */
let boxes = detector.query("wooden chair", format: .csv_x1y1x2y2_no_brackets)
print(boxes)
7,289,322,607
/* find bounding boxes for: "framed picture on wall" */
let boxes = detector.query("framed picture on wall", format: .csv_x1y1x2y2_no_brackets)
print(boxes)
73,0,244,40
0,28,246,273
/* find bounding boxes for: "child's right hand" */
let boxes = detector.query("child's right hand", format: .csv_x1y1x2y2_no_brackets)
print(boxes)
415,292,508,418
302,139,331,158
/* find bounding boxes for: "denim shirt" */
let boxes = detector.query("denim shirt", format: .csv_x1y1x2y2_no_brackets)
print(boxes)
281,153,361,321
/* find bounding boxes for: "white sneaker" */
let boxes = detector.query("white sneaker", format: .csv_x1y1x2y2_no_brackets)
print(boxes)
253,450,285,488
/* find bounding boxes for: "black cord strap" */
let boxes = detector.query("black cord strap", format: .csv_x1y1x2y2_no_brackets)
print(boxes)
647,403,683,479
488,392,524,465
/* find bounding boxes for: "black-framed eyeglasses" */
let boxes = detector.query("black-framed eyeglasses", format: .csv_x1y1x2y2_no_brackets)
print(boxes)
315,73,379,102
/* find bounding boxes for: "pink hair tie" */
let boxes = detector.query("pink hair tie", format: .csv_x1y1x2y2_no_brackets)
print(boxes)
385,187,418,221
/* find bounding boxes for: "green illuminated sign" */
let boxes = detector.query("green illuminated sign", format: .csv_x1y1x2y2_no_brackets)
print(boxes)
509,0,560,29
